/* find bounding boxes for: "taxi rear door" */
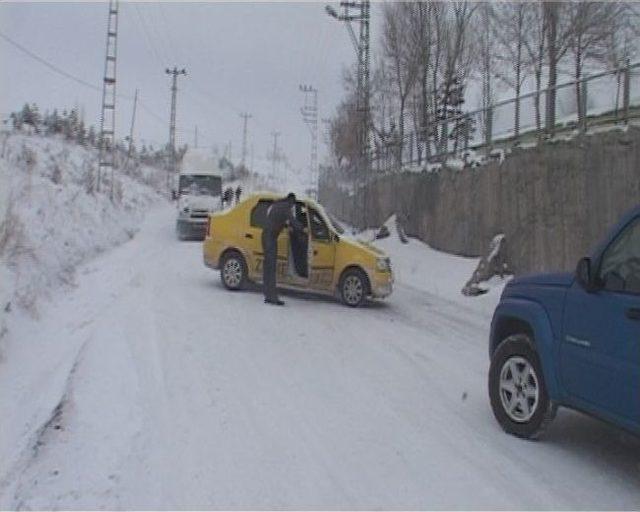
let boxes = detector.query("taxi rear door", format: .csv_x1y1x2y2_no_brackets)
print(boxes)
246,199,289,280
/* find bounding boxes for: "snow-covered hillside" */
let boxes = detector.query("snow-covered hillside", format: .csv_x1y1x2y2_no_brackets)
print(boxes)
0,133,166,357
0,133,165,312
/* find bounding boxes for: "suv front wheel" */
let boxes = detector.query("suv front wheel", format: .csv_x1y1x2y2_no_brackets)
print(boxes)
489,334,557,439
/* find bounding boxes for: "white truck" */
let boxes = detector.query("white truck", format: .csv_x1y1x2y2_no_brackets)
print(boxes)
175,170,222,240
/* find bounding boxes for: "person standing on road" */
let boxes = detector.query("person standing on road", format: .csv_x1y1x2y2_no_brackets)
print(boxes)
262,193,305,306
235,185,242,204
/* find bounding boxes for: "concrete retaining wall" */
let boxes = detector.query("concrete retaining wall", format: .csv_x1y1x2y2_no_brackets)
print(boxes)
319,127,640,274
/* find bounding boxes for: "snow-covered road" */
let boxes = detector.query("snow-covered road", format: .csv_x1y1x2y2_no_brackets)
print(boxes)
2,205,640,510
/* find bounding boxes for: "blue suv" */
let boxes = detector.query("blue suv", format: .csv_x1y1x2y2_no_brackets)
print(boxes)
489,206,640,439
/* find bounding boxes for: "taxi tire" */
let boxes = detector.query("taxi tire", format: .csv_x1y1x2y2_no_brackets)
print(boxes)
220,251,248,291
339,268,369,307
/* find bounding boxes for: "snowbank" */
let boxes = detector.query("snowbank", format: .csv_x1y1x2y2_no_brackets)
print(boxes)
371,215,508,316
0,133,166,494
0,134,165,315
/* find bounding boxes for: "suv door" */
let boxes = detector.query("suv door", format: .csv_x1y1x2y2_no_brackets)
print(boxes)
561,216,640,425
247,199,289,282
307,206,336,290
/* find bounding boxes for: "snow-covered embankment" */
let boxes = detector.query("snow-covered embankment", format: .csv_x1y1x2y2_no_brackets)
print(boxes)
0,132,165,495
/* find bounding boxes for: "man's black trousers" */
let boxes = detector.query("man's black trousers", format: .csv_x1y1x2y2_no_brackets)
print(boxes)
261,230,278,300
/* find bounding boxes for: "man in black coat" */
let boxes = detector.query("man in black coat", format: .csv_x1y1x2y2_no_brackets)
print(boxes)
262,193,305,305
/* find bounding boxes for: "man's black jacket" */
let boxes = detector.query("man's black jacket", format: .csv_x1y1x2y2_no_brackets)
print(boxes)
263,198,305,237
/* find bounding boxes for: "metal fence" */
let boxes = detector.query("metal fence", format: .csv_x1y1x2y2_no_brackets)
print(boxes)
370,60,640,172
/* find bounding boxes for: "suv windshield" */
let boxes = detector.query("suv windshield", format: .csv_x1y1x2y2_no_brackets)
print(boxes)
179,174,222,196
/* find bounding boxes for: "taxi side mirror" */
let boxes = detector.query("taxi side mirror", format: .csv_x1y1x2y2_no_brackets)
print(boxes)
332,232,340,243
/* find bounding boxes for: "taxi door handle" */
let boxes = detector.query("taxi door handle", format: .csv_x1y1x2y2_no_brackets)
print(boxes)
313,250,318,256
245,233,253,239
626,308,640,321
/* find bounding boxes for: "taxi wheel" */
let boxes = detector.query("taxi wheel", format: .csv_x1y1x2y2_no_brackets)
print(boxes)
220,251,247,291
339,268,369,307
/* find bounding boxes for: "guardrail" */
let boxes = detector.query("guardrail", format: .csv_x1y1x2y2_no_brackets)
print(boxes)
369,60,640,171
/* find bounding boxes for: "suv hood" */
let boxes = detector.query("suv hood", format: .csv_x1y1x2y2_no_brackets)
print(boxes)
509,271,573,288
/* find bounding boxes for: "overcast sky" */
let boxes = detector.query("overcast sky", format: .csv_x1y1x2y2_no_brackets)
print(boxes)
0,1,381,172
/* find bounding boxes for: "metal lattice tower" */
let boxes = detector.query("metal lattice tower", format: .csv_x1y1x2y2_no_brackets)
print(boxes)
165,66,187,190
326,0,371,226
299,84,319,197
98,0,119,197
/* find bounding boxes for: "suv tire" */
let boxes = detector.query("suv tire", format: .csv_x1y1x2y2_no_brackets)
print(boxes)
489,334,557,439
220,251,248,291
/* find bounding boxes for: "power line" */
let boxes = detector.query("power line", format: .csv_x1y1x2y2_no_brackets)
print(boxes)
0,31,101,93
0,30,165,129
131,3,166,68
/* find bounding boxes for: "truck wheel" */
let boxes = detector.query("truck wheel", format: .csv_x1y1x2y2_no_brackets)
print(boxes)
339,268,368,307
489,334,557,439
220,251,247,291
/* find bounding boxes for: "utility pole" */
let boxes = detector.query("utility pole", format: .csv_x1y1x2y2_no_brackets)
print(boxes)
98,0,119,198
271,130,280,180
124,88,138,172
239,112,252,168
299,84,318,198
165,66,187,192
127,89,138,161
326,0,370,228
194,125,198,148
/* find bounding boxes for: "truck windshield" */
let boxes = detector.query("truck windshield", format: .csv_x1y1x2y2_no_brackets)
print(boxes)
179,174,222,196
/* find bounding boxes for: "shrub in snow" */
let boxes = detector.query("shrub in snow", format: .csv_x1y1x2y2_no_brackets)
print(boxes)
375,224,390,240
461,234,511,296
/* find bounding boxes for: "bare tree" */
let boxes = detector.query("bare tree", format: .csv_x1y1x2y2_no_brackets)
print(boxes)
566,2,625,123
491,2,529,138
437,1,477,156
477,2,496,144
544,1,575,135
607,3,640,116
381,2,421,167
521,3,547,139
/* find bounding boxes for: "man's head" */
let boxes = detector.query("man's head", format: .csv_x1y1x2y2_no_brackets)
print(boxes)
286,192,296,204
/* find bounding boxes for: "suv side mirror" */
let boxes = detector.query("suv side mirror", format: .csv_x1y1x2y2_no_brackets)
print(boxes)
576,257,597,292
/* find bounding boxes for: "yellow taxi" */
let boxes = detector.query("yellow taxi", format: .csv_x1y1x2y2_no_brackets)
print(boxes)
203,193,393,306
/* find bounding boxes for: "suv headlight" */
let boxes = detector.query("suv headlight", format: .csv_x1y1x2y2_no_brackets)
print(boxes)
376,257,391,272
